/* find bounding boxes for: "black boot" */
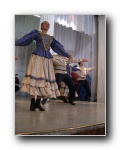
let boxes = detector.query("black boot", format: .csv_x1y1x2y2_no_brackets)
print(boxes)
86,96,91,102
61,96,68,103
35,99,45,111
42,99,47,105
58,96,68,103
30,98,36,111
69,100,75,105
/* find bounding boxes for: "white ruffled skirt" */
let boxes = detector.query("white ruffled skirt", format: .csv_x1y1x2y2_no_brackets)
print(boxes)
21,54,60,98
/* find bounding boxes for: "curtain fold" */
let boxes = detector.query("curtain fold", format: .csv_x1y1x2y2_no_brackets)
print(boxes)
55,15,95,35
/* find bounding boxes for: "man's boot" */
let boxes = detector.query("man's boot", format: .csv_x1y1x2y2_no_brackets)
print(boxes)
69,101,75,105
42,99,47,105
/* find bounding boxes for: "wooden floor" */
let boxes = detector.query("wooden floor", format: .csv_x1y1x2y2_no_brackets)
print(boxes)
15,96,106,136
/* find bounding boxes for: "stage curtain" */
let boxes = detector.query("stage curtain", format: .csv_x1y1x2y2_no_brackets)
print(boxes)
15,15,40,96
54,15,98,101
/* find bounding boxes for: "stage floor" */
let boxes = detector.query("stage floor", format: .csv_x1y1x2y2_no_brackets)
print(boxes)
15,96,105,135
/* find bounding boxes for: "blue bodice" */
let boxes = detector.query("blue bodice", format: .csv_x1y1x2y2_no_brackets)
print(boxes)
15,30,69,59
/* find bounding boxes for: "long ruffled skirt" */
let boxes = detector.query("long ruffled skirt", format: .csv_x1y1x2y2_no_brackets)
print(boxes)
21,54,60,98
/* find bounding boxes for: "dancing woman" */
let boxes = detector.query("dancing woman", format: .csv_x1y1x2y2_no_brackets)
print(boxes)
15,21,70,111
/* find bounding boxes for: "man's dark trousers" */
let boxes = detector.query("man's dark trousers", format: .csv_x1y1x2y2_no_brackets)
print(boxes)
55,73,75,102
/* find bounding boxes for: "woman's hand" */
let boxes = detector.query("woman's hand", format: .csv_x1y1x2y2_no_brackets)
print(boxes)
82,59,88,62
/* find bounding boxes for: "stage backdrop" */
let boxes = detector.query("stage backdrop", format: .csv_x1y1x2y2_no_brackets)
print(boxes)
15,15,105,103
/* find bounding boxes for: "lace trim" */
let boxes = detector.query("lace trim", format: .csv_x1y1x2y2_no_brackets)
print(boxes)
39,31,53,50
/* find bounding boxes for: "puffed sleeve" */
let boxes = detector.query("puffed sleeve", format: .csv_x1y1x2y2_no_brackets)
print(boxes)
50,37,70,58
15,29,38,46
